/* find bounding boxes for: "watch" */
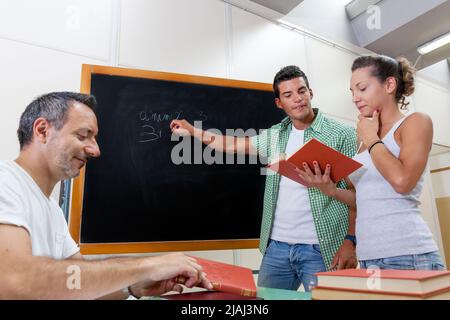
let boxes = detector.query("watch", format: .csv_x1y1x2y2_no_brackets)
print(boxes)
344,234,357,246
122,286,139,299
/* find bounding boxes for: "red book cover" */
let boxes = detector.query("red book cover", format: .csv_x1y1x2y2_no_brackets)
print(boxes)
177,256,257,297
267,138,362,185
316,269,450,281
312,285,450,300
315,268,450,295
163,291,263,300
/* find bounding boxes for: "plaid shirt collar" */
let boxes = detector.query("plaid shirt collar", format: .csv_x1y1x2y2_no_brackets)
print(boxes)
279,108,325,134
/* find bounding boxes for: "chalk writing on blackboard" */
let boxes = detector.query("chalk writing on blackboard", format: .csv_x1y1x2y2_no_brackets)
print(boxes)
138,110,208,143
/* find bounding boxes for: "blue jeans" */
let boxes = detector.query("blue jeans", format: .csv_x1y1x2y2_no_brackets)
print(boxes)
257,239,327,292
359,251,446,270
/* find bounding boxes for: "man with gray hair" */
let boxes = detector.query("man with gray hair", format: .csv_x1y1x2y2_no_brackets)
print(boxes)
0,92,212,299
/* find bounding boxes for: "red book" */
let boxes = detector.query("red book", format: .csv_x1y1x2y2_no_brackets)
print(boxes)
311,285,450,300
267,138,362,186
315,269,450,294
176,256,257,297
163,291,263,300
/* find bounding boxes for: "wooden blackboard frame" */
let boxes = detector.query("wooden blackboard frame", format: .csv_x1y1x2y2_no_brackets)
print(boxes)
69,64,274,255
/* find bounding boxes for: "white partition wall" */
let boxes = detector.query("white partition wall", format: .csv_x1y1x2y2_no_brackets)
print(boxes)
413,77,450,147
304,37,360,122
119,0,228,77
0,40,106,160
230,7,308,83
0,0,111,60
430,152,450,267
419,167,446,263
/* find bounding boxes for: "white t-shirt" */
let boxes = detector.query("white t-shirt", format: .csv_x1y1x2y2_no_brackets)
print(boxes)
0,160,79,260
270,127,319,244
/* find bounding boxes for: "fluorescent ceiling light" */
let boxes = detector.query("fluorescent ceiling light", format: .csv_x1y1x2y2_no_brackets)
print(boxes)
417,32,450,55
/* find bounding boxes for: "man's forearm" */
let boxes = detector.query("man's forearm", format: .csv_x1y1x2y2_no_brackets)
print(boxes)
2,255,150,300
192,127,248,154
347,207,356,236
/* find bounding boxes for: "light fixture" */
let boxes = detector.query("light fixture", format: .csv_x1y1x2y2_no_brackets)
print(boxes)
417,32,450,55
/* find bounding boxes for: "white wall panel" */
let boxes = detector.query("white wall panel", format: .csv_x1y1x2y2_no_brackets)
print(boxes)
231,7,308,83
413,77,450,147
119,0,227,78
0,0,111,61
431,171,450,198
304,37,359,122
430,152,450,198
419,169,446,260
239,248,262,270
0,39,107,162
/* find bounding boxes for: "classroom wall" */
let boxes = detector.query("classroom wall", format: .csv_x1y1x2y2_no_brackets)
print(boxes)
0,0,111,200
1,0,448,272
430,151,450,267
413,76,450,147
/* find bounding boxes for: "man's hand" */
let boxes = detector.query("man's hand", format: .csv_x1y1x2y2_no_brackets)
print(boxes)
170,119,194,136
295,161,337,197
330,240,357,271
128,272,207,298
137,253,212,298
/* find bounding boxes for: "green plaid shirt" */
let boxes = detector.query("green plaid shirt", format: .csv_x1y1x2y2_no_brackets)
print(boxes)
250,108,357,270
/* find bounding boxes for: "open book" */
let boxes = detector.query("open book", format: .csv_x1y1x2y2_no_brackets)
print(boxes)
267,138,362,186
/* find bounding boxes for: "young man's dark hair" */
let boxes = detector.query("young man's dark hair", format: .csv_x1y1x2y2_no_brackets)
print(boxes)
273,65,310,98
17,92,97,150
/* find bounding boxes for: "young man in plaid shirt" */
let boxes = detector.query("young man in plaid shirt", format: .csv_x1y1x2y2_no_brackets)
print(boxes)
171,66,357,291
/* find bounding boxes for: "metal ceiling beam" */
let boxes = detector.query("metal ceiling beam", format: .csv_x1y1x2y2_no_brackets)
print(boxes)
249,0,304,15
345,0,382,20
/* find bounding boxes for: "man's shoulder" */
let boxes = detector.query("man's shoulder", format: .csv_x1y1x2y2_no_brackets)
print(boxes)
0,161,16,181
268,117,290,131
0,161,25,193
321,115,356,137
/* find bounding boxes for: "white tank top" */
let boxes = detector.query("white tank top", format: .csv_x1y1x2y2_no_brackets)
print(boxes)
348,114,438,260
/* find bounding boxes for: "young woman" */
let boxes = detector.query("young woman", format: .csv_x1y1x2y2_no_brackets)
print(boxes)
298,55,445,270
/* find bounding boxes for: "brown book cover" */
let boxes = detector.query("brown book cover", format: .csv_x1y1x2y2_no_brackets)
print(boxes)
316,269,450,294
176,256,257,297
267,138,362,185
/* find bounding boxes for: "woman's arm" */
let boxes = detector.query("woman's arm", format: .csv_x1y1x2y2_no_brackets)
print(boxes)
360,112,433,194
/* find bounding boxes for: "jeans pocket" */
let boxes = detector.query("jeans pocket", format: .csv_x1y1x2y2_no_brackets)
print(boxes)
381,256,415,270
432,262,446,270
312,244,322,254
266,239,276,252
415,251,446,270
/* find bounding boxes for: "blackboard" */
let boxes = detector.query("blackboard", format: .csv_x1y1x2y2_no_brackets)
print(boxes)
69,65,284,254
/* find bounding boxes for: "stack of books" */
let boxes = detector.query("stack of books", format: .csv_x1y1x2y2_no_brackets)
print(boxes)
312,269,450,300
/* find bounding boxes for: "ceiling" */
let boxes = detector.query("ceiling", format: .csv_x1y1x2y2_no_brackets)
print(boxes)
347,0,450,70
241,0,450,71
249,0,304,15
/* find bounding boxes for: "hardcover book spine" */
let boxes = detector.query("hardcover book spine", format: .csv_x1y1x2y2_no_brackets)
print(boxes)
212,282,257,297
